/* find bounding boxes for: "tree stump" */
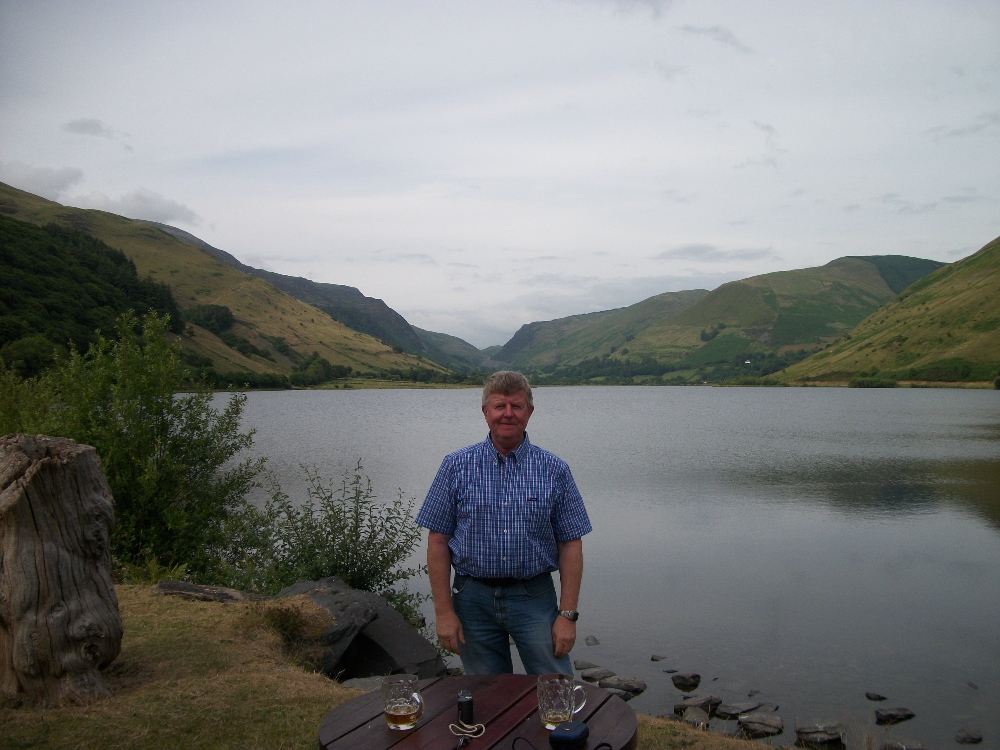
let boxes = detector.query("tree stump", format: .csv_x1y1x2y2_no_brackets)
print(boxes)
0,434,122,706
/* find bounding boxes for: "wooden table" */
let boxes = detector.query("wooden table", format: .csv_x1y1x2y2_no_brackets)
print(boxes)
318,674,638,750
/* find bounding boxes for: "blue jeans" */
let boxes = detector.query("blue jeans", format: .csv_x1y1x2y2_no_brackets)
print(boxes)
452,573,573,676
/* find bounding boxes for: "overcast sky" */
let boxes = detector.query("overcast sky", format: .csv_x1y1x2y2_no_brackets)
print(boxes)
2,1,998,347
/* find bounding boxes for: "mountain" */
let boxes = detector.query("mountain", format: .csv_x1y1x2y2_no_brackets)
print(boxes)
411,327,487,371
143,221,484,372
493,289,709,368
624,255,944,364
780,236,1000,384
0,182,449,379
0,216,181,376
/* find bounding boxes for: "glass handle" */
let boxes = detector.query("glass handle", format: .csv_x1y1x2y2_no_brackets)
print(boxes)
573,683,587,714
413,691,425,719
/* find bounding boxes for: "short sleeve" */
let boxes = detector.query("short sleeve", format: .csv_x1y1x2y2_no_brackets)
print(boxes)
415,456,458,535
550,463,592,542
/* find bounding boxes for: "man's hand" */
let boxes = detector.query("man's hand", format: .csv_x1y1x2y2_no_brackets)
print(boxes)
436,609,465,655
552,614,576,658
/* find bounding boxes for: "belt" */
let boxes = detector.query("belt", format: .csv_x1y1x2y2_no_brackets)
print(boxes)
461,574,544,588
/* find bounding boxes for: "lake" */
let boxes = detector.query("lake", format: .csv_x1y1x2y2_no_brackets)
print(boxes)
236,386,1000,748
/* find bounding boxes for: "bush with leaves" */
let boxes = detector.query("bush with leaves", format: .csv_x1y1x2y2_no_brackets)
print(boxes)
0,312,263,575
219,461,426,623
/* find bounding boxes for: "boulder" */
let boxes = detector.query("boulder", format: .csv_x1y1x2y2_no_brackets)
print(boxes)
882,741,929,750
671,673,701,691
598,675,647,695
662,668,678,674
875,707,914,725
756,703,780,713
673,695,721,716
956,728,983,745
580,667,616,682
738,713,783,737
796,723,844,744
585,635,600,646
651,654,667,661
682,707,711,728
865,691,887,701
716,702,762,719
574,660,599,671
275,577,446,680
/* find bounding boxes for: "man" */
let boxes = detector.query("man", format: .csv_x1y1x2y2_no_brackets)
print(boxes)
415,371,591,675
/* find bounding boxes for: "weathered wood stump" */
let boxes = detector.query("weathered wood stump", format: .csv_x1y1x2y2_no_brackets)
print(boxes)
0,434,122,706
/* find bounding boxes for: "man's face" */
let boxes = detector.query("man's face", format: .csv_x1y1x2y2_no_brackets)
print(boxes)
482,390,534,449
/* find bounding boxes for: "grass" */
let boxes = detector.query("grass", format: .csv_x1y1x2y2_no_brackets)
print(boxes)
0,586,752,750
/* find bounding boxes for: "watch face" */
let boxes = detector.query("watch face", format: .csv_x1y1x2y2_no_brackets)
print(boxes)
560,610,579,621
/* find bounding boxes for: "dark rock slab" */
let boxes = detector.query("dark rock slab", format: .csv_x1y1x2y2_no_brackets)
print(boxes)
662,668,678,674
671,672,701,691
757,703,780,712
967,681,979,690
716,702,762,719
796,723,844,744
748,688,760,697
574,660,599,671
882,741,929,750
651,654,667,661
739,713,783,737
673,695,722,716
599,675,647,694
683,707,711,728
875,707,915,725
956,728,983,744
276,577,446,680
585,635,600,646
157,580,266,602
580,667,615,683
865,691,888,701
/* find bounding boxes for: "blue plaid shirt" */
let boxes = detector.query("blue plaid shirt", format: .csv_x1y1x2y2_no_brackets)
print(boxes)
416,433,592,579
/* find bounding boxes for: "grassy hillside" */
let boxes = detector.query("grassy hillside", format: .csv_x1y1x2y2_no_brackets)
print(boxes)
781,236,1000,384
412,326,486,371
494,289,709,368
0,216,182,375
0,183,447,378
146,221,480,373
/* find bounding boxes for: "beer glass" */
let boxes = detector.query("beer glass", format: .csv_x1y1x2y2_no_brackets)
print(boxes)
537,674,587,730
381,674,424,730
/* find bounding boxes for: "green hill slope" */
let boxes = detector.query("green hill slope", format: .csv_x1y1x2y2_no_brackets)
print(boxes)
781,236,1000,384
144,222,481,372
0,183,448,379
412,327,486,372
494,289,709,368
0,216,182,375
626,256,943,364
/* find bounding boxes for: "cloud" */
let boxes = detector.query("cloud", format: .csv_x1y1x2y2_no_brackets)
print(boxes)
843,204,861,212
0,161,83,200
924,110,1000,140
653,243,776,262
678,25,750,52
653,62,684,80
61,118,133,150
880,193,937,215
941,188,989,204
74,187,201,224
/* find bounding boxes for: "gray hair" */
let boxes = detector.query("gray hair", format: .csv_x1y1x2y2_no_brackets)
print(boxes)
482,370,533,407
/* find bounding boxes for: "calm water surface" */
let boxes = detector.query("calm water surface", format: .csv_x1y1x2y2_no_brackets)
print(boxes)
236,386,1000,748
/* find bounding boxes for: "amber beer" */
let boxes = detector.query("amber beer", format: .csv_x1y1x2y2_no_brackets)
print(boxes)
382,675,424,730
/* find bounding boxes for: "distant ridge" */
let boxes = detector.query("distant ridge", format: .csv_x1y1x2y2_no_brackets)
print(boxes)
144,222,485,372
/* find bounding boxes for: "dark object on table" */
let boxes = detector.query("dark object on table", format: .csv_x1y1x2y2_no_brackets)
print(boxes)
458,689,474,725
671,673,701,692
956,728,983,744
549,721,589,749
875,707,914,725
865,691,887,701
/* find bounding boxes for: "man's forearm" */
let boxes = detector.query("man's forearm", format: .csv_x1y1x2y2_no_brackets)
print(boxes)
556,538,583,611
427,531,455,615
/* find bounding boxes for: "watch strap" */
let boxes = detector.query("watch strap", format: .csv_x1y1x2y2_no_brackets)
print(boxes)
558,609,579,622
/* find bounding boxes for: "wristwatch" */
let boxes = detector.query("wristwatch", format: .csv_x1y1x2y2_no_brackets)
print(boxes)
558,610,579,622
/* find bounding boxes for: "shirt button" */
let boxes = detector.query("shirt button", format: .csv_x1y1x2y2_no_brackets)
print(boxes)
502,556,507,561
504,502,508,506
503,529,507,534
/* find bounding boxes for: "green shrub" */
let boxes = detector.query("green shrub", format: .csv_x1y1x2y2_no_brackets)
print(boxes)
849,375,897,388
185,304,235,334
219,461,425,623
0,312,263,574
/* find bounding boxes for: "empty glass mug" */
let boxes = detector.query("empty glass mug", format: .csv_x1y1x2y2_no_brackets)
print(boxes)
537,674,587,730
382,674,424,730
